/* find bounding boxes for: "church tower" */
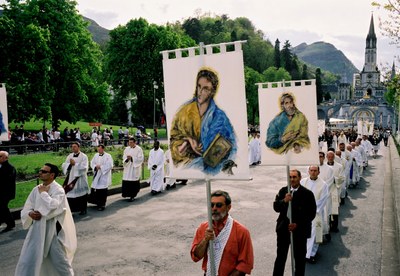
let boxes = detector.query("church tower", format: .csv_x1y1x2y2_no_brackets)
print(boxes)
353,14,386,99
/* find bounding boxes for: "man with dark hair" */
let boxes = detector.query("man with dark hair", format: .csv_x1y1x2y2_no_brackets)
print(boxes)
191,190,254,275
15,163,77,275
122,137,144,202
266,92,310,155
89,145,113,210
148,140,164,195
273,169,316,276
62,142,89,215
0,151,16,233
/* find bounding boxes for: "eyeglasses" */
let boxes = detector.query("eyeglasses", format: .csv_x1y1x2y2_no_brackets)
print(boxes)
39,170,51,174
211,202,225,208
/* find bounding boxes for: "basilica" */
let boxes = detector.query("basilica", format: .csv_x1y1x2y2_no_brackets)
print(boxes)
319,15,395,130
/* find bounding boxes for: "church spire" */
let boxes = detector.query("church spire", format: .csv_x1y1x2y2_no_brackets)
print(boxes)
366,14,377,48
391,61,396,80
364,14,377,72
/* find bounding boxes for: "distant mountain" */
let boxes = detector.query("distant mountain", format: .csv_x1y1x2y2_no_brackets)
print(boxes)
83,16,110,47
293,42,359,83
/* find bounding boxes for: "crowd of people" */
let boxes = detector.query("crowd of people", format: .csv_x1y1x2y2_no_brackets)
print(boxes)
0,123,391,275
1,125,155,154
270,127,390,275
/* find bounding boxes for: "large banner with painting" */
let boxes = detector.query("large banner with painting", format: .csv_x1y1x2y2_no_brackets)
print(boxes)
258,80,319,165
162,41,250,180
0,84,8,141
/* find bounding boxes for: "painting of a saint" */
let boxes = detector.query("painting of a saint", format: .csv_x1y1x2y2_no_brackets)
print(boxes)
169,67,237,175
266,92,310,154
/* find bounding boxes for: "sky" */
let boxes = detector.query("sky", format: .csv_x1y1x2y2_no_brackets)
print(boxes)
1,0,398,72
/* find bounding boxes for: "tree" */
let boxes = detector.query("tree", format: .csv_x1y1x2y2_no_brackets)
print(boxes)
244,66,264,124
372,0,400,45
302,64,309,79
274,39,281,68
315,68,324,104
281,40,293,73
104,18,196,126
290,55,301,80
0,0,110,126
262,67,291,82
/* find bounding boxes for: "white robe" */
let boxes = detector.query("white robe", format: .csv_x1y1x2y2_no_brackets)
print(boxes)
332,135,338,150
62,152,89,198
164,150,176,185
337,134,347,146
361,139,373,156
122,146,144,181
326,161,345,216
90,152,113,189
349,149,362,182
148,148,165,192
248,138,259,165
15,181,77,276
91,132,99,147
301,177,329,258
319,164,334,234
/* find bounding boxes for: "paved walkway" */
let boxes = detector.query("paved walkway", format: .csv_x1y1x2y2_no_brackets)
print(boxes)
0,138,399,275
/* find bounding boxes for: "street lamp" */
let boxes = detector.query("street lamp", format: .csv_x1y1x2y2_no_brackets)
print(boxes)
153,81,158,129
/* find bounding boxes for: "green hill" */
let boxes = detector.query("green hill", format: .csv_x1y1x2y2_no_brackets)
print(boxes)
293,41,359,83
83,16,110,47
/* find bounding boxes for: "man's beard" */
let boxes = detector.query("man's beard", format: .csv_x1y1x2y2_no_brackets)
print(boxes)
212,210,227,222
285,107,296,116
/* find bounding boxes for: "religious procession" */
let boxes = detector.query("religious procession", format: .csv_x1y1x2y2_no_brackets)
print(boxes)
0,5,399,274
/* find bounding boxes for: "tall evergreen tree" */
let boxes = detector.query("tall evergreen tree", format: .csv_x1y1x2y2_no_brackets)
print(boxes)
291,54,301,80
274,39,281,68
281,40,293,73
301,64,309,80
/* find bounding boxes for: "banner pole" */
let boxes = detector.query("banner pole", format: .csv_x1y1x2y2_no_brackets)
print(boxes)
206,179,216,276
286,165,296,276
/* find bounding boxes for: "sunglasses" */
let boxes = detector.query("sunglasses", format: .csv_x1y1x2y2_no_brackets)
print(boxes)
39,170,51,174
211,202,225,208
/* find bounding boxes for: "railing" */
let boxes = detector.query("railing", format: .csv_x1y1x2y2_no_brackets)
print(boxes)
0,137,154,155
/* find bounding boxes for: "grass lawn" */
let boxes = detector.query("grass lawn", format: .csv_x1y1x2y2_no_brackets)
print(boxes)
9,146,155,209
9,119,167,138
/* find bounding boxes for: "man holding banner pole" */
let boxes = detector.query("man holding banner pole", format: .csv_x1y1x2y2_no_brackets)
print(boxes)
191,190,254,276
273,169,316,275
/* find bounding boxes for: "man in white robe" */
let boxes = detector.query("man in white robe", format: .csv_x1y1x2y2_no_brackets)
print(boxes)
318,152,334,240
164,149,176,189
248,132,259,166
326,151,344,233
15,163,77,276
361,135,373,158
348,144,362,187
122,137,144,202
301,165,329,264
62,142,89,215
356,138,368,169
335,149,348,205
148,141,165,195
255,133,262,164
91,131,99,147
89,145,113,210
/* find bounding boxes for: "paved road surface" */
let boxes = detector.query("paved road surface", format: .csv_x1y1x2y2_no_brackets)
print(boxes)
0,143,392,275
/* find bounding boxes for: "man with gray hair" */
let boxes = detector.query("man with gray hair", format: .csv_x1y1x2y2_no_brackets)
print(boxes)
191,190,254,275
